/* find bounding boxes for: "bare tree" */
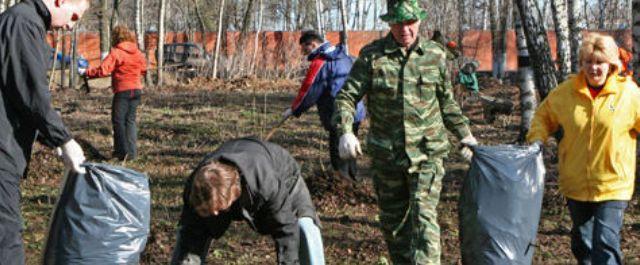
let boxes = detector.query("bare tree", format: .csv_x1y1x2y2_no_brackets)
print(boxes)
491,0,511,82
515,0,558,99
551,0,571,80
100,0,110,60
315,0,323,35
633,0,639,82
61,30,66,90
70,27,78,89
250,0,263,75
339,0,349,53
157,0,167,86
515,7,537,142
212,0,225,79
110,0,121,30
567,0,583,72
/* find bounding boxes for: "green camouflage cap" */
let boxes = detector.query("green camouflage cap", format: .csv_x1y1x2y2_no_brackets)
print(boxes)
380,0,427,23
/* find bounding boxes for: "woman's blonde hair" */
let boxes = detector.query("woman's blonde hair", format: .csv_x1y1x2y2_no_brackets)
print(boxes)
578,33,621,74
190,160,241,215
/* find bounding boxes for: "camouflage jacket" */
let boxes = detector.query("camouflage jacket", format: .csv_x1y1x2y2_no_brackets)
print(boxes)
333,34,471,170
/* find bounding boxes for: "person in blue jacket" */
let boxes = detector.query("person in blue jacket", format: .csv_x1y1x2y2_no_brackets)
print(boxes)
282,31,366,181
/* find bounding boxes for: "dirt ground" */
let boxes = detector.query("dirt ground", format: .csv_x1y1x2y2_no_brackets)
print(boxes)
21,76,640,264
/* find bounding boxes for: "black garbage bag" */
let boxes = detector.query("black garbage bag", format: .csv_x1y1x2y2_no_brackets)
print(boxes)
459,145,545,265
43,163,151,265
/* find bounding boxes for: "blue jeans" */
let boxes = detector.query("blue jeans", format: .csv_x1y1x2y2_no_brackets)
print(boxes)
567,199,627,265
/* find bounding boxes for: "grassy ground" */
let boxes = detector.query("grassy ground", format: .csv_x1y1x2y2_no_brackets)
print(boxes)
21,77,640,264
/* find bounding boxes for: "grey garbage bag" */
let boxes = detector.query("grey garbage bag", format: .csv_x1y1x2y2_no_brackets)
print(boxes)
43,163,151,265
459,145,545,265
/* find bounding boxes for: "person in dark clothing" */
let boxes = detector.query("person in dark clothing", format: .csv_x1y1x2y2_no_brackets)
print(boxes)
0,0,89,264
171,137,324,265
282,31,366,181
81,26,147,160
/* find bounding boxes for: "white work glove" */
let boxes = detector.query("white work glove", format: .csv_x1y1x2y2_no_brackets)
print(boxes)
460,135,478,162
282,108,293,119
56,139,86,174
78,67,87,76
339,133,362,159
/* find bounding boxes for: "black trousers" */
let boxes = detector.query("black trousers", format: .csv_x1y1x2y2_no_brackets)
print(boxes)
0,171,24,265
112,89,141,160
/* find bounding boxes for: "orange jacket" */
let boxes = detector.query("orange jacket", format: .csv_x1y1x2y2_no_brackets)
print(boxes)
619,47,633,77
86,41,147,93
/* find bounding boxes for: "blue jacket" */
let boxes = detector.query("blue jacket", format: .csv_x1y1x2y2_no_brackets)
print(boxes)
291,43,366,129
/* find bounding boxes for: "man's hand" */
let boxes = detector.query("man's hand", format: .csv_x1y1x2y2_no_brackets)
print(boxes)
460,135,478,162
78,67,87,76
339,133,362,159
56,139,86,174
282,108,293,119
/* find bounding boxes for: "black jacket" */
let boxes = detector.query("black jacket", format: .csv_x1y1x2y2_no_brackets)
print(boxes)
0,0,71,177
175,137,318,265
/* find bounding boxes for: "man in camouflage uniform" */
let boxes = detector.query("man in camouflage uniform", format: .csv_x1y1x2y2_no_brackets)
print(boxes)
332,0,478,264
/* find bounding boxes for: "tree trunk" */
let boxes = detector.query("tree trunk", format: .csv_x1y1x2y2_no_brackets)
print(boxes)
250,0,263,75
60,30,66,90
633,0,639,82
212,0,225,79
110,0,120,31
194,0,207,49
515,0,559,99
315,0,323,35
100,0,110,60
458,0,466,50
551,0,571,81
232,0,255,77
489,0,500,78
515,7,538,142
135,0,144,50
491,0,511,82
70,27,77,89
157,0,166,86
567,0,583,72
339,0,349,53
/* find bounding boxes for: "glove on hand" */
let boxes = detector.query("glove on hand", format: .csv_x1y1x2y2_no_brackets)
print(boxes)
338,133,362,159
282,108,293,119
460,135,478,162
56,139,86,174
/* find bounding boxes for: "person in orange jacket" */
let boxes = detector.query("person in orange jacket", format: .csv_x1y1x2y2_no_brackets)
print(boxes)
81,26,147,160
618,47,633,77
527,33,640,265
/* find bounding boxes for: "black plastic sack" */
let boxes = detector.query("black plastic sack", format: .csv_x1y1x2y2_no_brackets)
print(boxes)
43,163,151,265
459,145,545,265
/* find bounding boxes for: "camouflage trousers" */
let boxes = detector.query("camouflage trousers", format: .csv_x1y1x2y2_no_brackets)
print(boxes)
372,159,445,265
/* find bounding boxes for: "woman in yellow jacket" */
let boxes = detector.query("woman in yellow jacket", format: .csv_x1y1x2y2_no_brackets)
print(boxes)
527,33,639,264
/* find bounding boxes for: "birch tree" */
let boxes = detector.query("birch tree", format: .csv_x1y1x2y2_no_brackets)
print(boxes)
212,0,225,79
551,0,571,80
567,0,582,72
100,0,110,60
515,0,558,99
339,0,349,53
515,7,537,142
157,0,167,86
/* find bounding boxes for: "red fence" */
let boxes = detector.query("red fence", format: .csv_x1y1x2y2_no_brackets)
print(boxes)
47,30,632,72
